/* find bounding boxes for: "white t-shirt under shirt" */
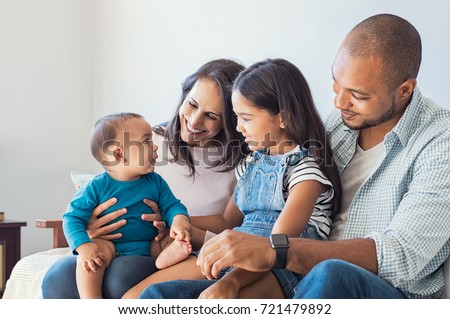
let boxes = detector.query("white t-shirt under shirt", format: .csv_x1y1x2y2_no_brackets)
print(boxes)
153,132,236,217
329,142,385,240
235,146,334,239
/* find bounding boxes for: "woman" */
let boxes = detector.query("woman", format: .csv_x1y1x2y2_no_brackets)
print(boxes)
41,59,248,298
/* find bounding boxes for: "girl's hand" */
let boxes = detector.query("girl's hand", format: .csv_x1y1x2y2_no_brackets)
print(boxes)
87,198,127,240
142,199,168,241
198,280,239,299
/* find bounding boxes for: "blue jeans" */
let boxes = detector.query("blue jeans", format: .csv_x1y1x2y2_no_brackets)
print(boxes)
42,255,158,298
138,259,406,299
294,259,405,298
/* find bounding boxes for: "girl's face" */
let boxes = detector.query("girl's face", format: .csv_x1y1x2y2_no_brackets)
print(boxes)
232,90,292,155
179,78,224,147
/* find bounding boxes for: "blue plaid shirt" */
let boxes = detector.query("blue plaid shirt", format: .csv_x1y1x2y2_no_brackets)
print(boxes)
325,88,450,298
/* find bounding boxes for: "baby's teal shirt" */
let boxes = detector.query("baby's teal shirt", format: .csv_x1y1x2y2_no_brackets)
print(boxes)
63,171,188,255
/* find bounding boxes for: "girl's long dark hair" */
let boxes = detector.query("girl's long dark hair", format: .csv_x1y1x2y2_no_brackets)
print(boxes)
154,59,248,176
233,59,342,218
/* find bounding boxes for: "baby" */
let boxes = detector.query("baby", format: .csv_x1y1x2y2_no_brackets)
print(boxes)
63,112,192,298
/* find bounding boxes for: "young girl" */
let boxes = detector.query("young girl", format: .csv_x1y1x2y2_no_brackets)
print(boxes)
123,59,341,299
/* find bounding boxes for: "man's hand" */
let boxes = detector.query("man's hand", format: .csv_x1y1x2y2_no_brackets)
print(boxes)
142,199,168,241
87,197,127,240
197,230,275,280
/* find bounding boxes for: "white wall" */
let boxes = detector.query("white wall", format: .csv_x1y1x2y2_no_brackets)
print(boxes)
1,0,449,257
91,0,450,123
0,0,98,256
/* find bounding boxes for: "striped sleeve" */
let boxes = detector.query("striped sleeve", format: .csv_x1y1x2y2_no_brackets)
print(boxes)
283,155,334,239
283,156,333,191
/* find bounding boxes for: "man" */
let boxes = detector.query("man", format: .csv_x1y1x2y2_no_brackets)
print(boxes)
139,13,450,299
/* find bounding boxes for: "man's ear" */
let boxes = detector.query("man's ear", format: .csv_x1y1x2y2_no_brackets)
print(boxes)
398,78,416,102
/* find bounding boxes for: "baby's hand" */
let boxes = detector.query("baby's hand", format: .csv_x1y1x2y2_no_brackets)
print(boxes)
170,215,192,242
76,242,107,273
171,226,191,241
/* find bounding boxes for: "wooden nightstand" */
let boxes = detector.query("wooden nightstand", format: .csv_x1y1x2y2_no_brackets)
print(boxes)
0,219,27,298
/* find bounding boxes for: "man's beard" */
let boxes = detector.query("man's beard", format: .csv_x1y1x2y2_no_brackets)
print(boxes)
344,97,397,130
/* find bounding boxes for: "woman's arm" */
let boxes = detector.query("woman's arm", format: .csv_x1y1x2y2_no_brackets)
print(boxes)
190,196,244,233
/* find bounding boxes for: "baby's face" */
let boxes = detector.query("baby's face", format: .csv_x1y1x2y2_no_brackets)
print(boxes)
117,117,158,178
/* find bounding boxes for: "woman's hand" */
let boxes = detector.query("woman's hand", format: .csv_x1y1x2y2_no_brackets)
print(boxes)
141,199,169,241
87,198,127,240
86,198,168,241
197,230,275,280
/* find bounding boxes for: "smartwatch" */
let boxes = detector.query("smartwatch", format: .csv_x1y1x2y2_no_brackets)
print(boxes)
270,234,289,269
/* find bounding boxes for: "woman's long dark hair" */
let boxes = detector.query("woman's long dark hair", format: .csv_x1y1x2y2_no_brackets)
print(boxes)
154,59,248,176
233,59,342,218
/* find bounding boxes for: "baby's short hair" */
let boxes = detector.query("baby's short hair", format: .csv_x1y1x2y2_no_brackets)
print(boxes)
90,112,143,163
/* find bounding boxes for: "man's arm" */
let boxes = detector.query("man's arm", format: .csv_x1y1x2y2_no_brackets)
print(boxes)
286,237,377,275
197,230,378,280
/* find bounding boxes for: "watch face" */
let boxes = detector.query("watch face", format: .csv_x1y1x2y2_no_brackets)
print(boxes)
271,234,289,248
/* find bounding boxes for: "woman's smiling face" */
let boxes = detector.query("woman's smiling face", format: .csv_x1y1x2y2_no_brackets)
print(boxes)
179,78,224,147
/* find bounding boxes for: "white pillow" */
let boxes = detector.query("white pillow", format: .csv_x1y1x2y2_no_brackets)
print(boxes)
70,171,96,189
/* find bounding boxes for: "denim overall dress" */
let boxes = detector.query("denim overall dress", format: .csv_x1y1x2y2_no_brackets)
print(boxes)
232,148,322,298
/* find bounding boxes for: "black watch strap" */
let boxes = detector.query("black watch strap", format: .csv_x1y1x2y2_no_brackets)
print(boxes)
273,245,288,269
270,234,289,269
